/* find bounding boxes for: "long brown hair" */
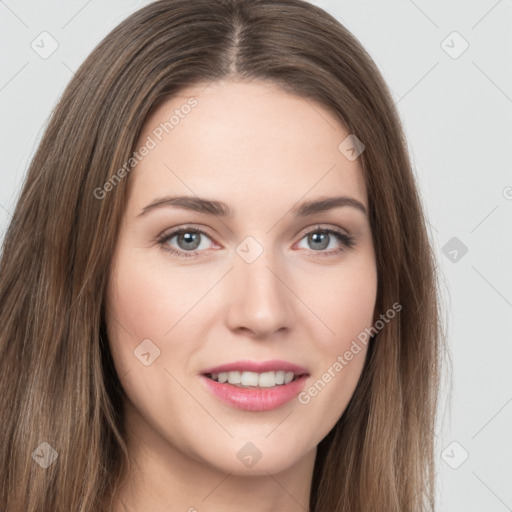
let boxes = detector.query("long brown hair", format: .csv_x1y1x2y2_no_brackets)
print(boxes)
0,0,444,510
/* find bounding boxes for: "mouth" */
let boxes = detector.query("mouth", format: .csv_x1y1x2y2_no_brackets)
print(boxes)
199,360,310,411
203,370,305,388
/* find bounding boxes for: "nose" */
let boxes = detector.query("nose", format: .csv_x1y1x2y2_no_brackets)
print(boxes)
225,245,292,339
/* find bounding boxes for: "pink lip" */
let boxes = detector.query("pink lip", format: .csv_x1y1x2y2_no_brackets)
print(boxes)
201,359,309,375
199,360,309,412
200,374,309,412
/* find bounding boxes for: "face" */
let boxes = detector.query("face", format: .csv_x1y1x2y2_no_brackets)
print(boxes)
105,79,377,477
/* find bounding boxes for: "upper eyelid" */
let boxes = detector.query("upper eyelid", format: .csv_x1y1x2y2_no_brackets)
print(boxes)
158,224,215,243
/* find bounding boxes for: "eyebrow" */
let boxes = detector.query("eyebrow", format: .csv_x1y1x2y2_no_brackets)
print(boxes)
137,195,367,218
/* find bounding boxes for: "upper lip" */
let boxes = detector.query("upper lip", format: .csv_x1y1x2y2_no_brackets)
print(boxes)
201,359,309,375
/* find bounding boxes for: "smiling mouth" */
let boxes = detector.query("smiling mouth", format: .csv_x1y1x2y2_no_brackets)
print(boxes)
203,370,304,388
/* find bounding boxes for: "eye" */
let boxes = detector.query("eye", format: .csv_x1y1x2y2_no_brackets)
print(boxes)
156,224,355,259
156,226,215,259
296,225,355,258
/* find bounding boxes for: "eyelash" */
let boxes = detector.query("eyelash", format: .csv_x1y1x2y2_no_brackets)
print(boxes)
156,224,355,260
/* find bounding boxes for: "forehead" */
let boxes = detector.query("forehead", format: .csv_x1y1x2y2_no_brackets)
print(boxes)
126,79,368,213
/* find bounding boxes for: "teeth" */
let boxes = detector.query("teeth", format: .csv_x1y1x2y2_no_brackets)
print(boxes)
241,371,259,386
208,370,301,388
227,371,241,384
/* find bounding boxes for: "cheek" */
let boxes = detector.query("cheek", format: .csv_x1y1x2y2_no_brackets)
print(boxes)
292,253,376,423
106,266,164,350
106,249,203,341
295,250,377,351
105,247,217,382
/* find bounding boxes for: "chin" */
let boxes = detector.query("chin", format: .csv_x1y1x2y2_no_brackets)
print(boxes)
191,434,314,476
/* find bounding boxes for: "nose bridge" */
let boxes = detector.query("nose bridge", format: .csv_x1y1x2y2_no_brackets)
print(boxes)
225,234,291,335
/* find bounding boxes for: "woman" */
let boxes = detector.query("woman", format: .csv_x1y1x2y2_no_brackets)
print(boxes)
0,0,443,510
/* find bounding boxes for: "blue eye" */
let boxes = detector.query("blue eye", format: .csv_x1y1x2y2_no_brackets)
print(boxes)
296,227,355,257
157,227,214,259
157,224,355,259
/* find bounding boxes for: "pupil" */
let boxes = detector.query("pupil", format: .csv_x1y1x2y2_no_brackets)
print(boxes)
310,232,328,250
179,232,200,250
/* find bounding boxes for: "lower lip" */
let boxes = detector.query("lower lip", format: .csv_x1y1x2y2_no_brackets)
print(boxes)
200,374,309,412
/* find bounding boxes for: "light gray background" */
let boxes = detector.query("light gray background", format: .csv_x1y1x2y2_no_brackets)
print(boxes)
1,0,511,510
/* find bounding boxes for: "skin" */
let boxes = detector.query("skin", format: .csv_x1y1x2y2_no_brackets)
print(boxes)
105,79,378,512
